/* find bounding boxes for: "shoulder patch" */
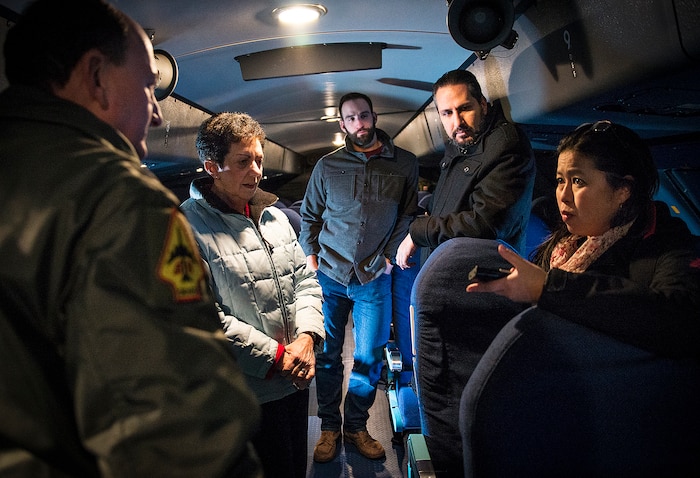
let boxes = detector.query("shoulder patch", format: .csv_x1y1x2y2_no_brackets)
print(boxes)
157,209,205,303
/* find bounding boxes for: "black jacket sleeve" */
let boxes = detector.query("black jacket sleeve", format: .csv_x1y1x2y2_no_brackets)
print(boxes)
538,206,700,358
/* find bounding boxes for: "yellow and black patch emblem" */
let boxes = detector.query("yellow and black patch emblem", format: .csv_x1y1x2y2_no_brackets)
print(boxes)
157,210,205,303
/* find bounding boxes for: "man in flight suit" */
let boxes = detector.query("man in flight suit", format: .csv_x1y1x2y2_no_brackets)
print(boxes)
0,1,261,475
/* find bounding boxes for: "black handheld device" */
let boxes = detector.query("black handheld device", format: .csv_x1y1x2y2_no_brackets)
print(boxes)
468,265,511,282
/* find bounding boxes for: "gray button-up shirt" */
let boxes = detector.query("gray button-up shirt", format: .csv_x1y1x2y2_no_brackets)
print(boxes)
299,129,418,286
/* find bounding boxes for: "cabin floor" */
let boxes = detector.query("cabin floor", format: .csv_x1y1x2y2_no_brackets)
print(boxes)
306,318,410,478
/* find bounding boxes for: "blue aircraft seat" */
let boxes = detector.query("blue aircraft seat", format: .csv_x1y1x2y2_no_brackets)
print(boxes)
395,197,556,477
410,237,526,477
417,192,432,215
410,234,700,477
279,208,301,237
460,306,700,478
386,263,423,439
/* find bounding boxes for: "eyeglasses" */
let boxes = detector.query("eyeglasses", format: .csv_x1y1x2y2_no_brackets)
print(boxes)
576,120,629,150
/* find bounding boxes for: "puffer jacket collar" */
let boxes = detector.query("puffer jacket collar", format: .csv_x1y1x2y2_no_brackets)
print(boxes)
189,176,278,227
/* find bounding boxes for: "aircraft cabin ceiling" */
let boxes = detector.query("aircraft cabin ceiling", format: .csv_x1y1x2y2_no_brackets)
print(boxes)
2,0,699,167
1,0,479,161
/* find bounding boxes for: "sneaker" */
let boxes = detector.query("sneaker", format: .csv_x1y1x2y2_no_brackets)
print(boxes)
343,430,386,460
313,430,341,463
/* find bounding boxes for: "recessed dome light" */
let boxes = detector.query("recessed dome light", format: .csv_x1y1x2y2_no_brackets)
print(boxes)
332,132,345,146
273,4,327,25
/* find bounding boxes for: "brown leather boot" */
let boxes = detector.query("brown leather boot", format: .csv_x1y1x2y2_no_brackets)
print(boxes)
313,430,341,463
343,430,386,460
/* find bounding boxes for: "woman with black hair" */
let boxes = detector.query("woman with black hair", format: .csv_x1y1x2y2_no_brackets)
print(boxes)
468,120,700,358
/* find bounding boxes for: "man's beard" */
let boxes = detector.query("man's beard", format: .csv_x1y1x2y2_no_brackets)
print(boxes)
450,116,487,151
451,129,477,149
348,125,376,148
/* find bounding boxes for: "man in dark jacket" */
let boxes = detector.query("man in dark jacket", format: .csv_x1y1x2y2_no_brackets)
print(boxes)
396,69,536,268
0,1,261,476
394,69,535,477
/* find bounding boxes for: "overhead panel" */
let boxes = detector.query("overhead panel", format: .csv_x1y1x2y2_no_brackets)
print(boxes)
235,42,385,81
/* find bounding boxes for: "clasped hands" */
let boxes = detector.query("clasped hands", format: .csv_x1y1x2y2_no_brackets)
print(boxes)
277,333,316,390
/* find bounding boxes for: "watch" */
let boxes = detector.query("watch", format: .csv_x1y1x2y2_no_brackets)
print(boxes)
303,331,323,348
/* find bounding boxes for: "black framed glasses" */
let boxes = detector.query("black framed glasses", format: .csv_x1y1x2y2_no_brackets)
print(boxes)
576,120,630,150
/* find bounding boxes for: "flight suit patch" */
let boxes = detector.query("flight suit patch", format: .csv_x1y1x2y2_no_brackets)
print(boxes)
157,210,205,302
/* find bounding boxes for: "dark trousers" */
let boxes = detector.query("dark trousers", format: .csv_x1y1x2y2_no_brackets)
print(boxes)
252,388,309,478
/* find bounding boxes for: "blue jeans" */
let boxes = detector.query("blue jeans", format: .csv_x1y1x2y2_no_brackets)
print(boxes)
315,270,392,432
391,262,420,383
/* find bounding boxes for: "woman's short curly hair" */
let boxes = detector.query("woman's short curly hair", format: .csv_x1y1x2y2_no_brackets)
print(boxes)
196,112,266,165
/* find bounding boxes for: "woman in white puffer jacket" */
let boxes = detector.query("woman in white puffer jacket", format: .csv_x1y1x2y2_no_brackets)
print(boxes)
181,112,324,478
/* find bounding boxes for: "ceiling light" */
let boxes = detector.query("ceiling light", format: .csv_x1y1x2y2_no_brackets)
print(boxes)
321,107,338,122
332,132,345,146
273,4,327,25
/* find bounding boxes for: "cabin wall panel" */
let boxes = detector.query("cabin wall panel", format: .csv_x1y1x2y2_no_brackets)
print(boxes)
147,97,209,163
469,0,700,128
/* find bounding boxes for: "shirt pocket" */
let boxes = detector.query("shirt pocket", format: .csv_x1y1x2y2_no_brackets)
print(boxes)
327,170,356,206
372,172,404,203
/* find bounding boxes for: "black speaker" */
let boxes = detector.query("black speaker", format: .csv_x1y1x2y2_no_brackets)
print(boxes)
154,49,178,101
447,0,517,58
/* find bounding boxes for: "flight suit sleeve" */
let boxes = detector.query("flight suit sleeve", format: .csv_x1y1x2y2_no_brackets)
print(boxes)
65,183,261,477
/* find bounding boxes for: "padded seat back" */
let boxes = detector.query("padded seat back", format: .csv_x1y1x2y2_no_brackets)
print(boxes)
461,306,700,478
279,208,301,237
412,237,526,476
